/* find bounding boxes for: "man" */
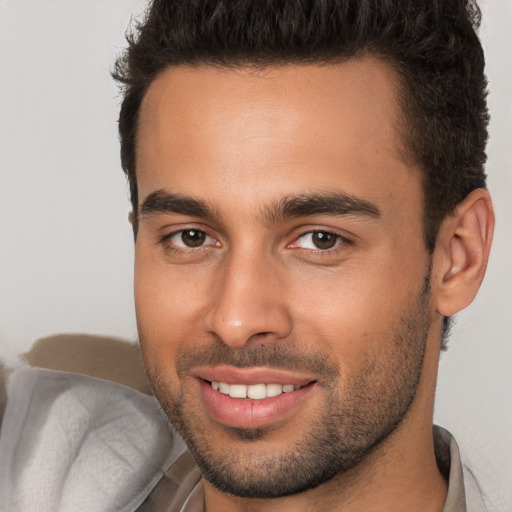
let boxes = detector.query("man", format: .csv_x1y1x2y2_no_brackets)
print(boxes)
116,0,495,509
0,1,495,511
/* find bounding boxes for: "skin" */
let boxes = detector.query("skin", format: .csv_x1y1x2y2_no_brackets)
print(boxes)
133,58,494,511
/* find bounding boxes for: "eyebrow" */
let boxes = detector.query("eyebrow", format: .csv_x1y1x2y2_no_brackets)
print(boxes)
264,192,382,224
139,189,381,223
140,190,214,218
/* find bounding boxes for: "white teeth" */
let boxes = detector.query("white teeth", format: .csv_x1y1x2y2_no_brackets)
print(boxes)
247,384,266,400
218,382,230,394
266,383,283,398
228,384,247,398
211,381,301,399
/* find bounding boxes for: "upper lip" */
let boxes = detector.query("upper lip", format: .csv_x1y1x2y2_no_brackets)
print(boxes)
191,365,316,386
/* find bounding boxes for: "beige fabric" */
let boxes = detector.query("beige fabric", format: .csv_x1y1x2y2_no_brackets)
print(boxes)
23,333,152,394
437,426,468,512
1,333,150,430
137,452,202,512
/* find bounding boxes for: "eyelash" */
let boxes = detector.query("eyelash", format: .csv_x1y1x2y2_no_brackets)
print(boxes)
159,229,219,253
159,227,353,258
290,230,352,253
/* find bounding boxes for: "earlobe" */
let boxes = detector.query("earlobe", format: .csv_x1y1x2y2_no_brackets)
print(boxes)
128,211,138,241
435,189,494,317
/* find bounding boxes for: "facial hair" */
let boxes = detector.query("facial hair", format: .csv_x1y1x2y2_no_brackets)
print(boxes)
145,274,432,499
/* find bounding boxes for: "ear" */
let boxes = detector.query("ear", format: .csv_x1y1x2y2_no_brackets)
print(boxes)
128,211,138,241
434,189,494,316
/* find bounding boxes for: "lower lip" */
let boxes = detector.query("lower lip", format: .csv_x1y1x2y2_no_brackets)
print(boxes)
197,379,315,429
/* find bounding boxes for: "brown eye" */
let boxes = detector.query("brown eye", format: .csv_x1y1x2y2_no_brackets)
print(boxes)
180,229,207,247
290,230,349,252
311,231,338,250
162,228,220,253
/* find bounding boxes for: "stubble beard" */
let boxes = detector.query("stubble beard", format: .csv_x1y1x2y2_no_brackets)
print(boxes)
144,278,432,499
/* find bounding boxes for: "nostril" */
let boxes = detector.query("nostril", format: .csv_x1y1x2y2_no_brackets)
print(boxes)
248,332,276,343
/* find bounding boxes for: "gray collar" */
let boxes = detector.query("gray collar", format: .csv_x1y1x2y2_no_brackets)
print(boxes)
435,426,487,512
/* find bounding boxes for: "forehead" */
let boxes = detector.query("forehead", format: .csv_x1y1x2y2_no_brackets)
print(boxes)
136,58,419,213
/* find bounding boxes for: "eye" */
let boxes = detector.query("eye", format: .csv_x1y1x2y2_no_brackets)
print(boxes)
165,229,216,248
294,231,344,250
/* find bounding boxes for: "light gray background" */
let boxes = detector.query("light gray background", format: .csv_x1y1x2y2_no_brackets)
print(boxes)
0,1,510,509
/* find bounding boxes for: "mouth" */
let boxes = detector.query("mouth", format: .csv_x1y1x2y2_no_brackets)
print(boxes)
210,381,305,399
192,366,317,429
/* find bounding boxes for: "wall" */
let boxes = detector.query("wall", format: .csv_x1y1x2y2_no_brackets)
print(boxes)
0,0,510,508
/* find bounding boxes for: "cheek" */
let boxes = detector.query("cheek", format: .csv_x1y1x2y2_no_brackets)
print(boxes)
134,251,211,371
288,259,424,368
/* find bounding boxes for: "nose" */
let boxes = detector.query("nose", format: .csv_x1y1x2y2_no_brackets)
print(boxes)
204,249,292,349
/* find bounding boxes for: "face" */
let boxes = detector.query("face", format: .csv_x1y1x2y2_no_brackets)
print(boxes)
134,59,434,498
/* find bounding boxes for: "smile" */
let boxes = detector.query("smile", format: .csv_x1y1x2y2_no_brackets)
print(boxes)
210,381,303,400
193,377,315,429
